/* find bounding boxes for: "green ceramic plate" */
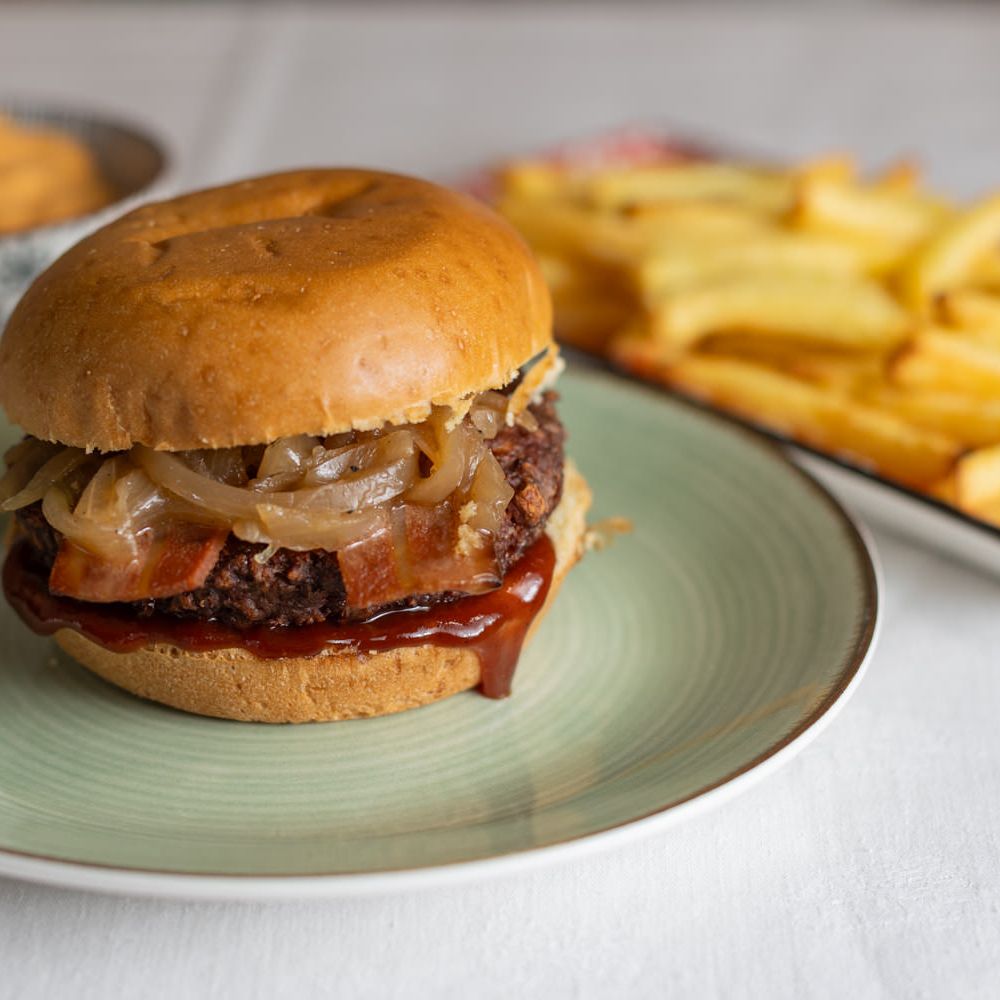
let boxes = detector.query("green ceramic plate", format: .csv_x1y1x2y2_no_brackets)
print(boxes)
0,370,878,899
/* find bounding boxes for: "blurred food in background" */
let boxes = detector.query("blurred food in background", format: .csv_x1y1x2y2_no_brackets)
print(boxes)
0,113,113,234
493,133,1000,528
0,105,167,331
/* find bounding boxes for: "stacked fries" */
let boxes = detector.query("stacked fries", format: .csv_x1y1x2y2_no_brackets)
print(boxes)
496,149,1000,523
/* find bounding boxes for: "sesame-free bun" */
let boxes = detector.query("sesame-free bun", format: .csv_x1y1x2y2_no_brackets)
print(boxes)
0,168,553,452
53,461,590,723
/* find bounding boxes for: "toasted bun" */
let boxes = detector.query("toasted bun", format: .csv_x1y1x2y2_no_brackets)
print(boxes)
53,461,591,722
0,168,552,452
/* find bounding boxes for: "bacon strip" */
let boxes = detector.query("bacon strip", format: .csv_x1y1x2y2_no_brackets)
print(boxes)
49,523,227,603
338,501,500,613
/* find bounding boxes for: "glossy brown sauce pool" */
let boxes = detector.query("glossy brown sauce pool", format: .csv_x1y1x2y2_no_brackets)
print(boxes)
3,535,555,699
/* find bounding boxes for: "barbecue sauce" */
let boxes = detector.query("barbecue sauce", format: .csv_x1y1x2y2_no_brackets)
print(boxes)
3,535,555,699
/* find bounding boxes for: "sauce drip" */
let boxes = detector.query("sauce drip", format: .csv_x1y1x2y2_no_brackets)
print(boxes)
3,535,555,699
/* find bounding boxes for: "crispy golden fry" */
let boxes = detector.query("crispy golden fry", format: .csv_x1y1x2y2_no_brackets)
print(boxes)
536,252,615,294
928,472,959,505
498,194,647,264
939,289,1000,334
973,252,1000,290
694,334,887,392
873,159,921,194
956,326,1000,352
781,353,887,393
583,164,794,215
501,194,767,266
791,174,947,248
954,445,1000,512
890,328,1000,397
500,162,574,201
623,200,775,238
661,355,960,485
636,233,877,301
795,153,857,186
607,323,670,373
902,193,1000,312
537,253,635,351
651,274,909,351
969,504,1000,528
862,385,1000,448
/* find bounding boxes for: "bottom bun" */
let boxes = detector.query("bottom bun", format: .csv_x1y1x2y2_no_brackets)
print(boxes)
55,460,592,723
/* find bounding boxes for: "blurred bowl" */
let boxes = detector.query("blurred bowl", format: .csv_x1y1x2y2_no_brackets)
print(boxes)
0,102,170,328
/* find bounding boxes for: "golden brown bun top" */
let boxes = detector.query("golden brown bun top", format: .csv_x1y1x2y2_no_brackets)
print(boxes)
0,168,553,452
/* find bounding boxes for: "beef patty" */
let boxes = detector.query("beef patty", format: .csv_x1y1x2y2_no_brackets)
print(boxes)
14,394,566,628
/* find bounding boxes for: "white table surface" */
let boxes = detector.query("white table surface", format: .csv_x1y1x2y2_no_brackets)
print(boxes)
3,4,1000,997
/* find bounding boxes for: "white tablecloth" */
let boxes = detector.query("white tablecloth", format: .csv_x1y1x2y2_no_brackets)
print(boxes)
2,5,1000,997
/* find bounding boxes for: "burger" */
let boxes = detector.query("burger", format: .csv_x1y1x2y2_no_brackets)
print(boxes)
0,168,591,722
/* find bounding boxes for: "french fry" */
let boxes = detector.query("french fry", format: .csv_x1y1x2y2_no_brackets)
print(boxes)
873,159,921,194
651,274,910,351
501,194,765,266
583,164,794,215
498,195,647,264
501,162,575,201
694,333,887,392
537,253,635,351
782,353,887,393
969,504,1000,528
791,174,947,247
972,252,1000,290
624,200,775,239
607,323,672,375
862,385,1000,448
663,355,960,485
902,193,1000,312
636,232,877,301
699,332,880,374
954,445,1000,512
537,252,615,294
890,328,1000,397
796,153,856,184
939,289,1000,334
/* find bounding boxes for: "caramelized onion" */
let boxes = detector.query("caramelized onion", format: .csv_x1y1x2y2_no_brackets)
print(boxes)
42,485,137,563
2,447,90,512
0,439,60,504
300,440,380,485
469,391,508,439
191,448,249,486
515,409,539,433
234,504,386,553
134,447,265,522
295,433,418,511
255,434,318,483
407,419,481,505
40,458,182,563
465,450,515,537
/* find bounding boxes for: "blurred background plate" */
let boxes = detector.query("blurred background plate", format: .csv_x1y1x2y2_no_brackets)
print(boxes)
0,101,171,327
0,369,877,898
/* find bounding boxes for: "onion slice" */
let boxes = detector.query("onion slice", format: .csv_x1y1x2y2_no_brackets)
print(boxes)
233,504,386,553
465,450,514,537
255,434,318,483
407,420,481,505
42,485,136,563
1,447,89,512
